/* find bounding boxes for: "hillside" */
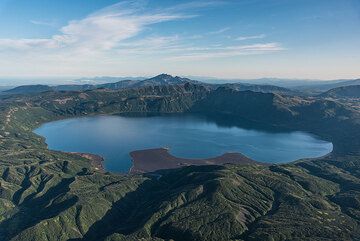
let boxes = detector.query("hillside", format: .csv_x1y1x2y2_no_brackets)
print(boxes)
320,85,360,98
4,85,53,94
0,84,359,240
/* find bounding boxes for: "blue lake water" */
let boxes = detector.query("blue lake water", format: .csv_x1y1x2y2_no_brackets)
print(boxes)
34,114,333,173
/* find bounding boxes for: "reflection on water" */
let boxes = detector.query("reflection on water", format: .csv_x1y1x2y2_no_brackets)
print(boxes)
34,113,333,173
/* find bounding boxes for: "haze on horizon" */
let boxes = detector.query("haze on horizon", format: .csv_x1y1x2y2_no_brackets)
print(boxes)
0,0,359,85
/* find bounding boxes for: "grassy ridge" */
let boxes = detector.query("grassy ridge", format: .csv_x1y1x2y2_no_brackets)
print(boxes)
0,84,359,240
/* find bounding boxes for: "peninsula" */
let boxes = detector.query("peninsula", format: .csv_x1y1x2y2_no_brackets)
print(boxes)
129,148,264,174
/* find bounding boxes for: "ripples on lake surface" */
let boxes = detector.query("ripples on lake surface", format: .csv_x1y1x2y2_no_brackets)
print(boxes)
34,114,333,172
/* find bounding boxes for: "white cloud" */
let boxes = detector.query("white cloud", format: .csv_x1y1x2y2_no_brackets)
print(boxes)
0,1,191,52
236,34,266,41
0,1,228,54
0,1,286,78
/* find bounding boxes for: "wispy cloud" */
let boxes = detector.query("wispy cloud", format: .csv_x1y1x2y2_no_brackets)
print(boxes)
0,38,61,50
168,43,284,60
184,27,230,40
0,1,285,77
236,34,266,41
30,20,57,27
0,1,192,52
164,0,227,12
0,1,276,59
209,27,231,35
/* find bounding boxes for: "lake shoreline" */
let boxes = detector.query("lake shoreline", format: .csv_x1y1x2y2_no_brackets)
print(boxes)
70,152,105,172
35,114,333,173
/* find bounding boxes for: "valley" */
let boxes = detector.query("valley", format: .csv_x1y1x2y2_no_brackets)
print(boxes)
0,75,359,240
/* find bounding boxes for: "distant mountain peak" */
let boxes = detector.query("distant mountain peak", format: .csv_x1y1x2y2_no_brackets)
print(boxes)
154,73,173,78
149,74,178,81
136,74,199,86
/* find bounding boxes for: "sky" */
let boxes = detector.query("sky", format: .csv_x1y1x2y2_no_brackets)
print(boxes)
0,0,359,84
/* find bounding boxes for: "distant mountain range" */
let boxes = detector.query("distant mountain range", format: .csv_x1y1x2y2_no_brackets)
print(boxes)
215,83,298,95
3,74,200,95
4,84,54,94
0,86,13,92
187,76,358,86
320,85,360,98
3,74,293,95
3,74,360,97
293,79,360,94
74,76,147,84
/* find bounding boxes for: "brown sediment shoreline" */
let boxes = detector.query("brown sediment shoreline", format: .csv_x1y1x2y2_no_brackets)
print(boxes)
129,148,266,174
70,152,105,171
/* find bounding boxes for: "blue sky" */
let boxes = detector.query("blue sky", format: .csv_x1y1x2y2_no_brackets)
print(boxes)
0,0,359,83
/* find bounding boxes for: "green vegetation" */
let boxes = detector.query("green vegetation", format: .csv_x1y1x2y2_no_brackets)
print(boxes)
0,83,359,240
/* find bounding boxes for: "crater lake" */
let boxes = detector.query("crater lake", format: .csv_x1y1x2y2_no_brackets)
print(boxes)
34,114,333,173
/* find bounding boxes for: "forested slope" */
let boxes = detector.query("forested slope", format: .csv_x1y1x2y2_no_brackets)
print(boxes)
0,84,359,240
